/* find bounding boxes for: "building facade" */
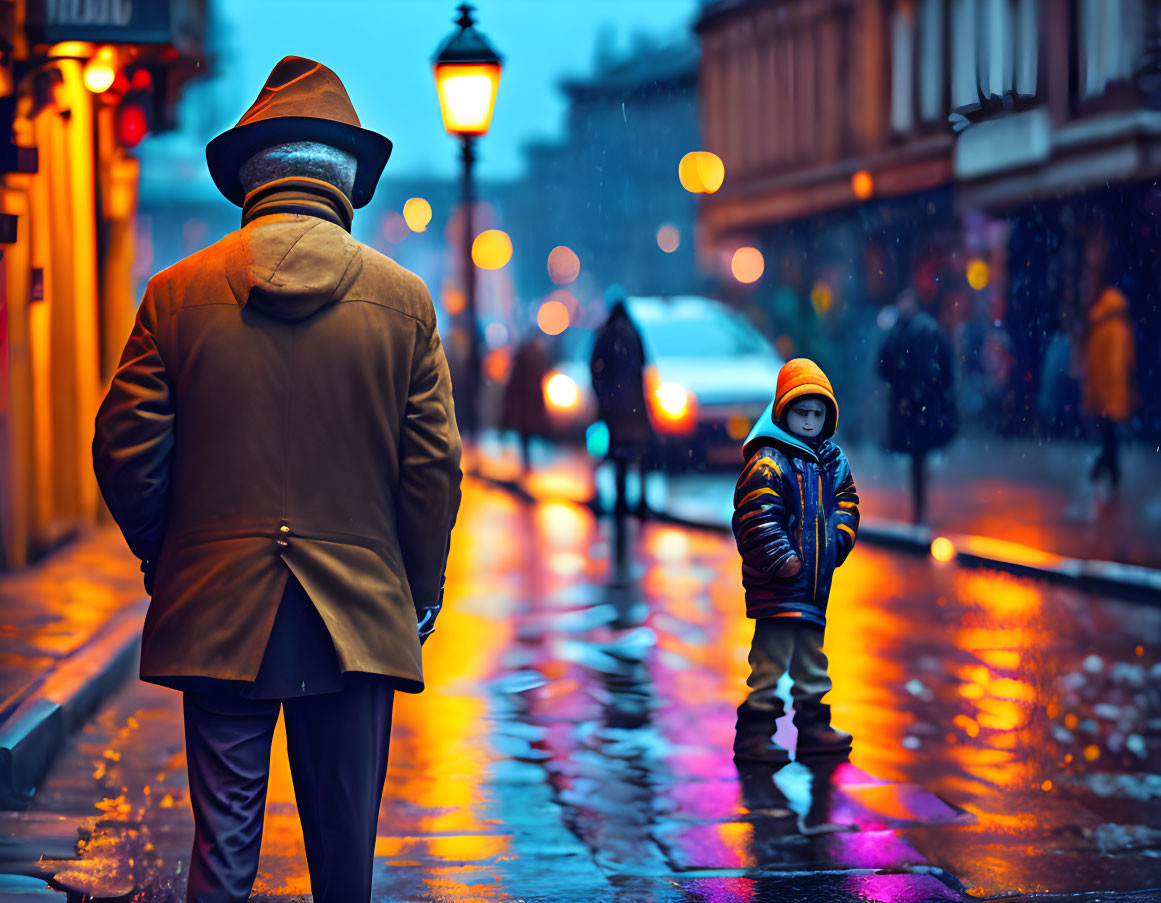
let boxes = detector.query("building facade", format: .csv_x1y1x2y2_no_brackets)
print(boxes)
0,0,207,569
696,0,1161,442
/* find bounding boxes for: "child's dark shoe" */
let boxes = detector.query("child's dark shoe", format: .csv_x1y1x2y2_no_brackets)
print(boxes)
733,733,792,765
794,724,853,758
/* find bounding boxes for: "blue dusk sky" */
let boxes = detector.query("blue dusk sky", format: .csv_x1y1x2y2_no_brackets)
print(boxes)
208,0,702,180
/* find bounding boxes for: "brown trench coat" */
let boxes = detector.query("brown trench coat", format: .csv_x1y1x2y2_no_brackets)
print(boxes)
93,212,462,693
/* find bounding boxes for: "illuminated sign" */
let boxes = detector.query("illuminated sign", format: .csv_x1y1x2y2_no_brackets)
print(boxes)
27,0,203,46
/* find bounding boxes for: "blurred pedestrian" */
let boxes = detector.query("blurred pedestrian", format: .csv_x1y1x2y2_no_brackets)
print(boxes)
501,335,550,472
1084,286,1136,489
732,359,860,764
591,297,653,520
877,290,957,524
93,57,462,903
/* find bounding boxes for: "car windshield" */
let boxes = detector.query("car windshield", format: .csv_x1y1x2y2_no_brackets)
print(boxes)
641,316,768,357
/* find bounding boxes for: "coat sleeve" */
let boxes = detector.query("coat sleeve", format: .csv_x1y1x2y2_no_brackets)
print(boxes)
397,317,463,640
731,447,799,576
831,452,860,566
92,283,174,568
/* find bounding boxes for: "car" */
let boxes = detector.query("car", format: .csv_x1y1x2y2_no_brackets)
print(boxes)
541,295,783,469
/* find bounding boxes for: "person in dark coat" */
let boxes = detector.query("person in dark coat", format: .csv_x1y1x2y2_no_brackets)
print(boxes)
732,358,860,763
877,290,957,524
92,57,462,903
501,335,551,472
590,298,653,519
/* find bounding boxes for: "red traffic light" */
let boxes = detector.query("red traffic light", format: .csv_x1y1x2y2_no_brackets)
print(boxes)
116,100,148,147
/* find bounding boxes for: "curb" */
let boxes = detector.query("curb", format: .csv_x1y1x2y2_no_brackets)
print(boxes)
471,466,1161,606
0,601,146,804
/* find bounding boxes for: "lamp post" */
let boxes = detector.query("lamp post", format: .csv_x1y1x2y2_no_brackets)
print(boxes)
433,2,502,438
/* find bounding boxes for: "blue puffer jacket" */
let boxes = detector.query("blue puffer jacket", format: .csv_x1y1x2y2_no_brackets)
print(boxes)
732,402,860,627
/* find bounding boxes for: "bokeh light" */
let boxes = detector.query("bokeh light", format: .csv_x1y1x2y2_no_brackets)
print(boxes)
656,224,680,253
546,288,579,318
810,281,833,315
471,229,513,269
403,197,433,233
585,420,610,458
484,321,509,349
931,536,957,563
851,169,874,200
547,245,580,285
483,348,510,382
730,246,764,284
967,258,990,291
83,45,117,93
381,210,409,244
544,372,579,409
537,299,570,335
678,151,725,194
442,286,466,316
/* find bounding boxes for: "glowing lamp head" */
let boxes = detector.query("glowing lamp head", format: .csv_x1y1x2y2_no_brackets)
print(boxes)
433,4,503,137
83,45,117,93
544,372,580,411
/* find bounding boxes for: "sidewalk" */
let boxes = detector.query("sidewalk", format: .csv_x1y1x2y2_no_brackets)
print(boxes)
474,433,1161,600
0,528,145,803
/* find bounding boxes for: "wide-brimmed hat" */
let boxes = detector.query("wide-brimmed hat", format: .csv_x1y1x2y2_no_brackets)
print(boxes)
206,56,392,208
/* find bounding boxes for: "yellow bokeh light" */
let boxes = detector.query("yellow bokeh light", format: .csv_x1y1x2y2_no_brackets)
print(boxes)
403,197,433,233
967,258,990,291
544,372,579,409
471,229,512,270
657,224,680,253
851,169,874,200
931,536,957,562
730,246,764,284
537,299,570,336
810,281,833,315
1083,744,1100,762
547,245,580,285
83,45,117,93
678,151,725,194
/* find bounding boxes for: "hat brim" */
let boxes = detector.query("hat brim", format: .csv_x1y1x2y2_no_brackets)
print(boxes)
206,116,392,209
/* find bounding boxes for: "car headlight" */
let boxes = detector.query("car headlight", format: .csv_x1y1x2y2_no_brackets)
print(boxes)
644,368,698,434
543,372,581,411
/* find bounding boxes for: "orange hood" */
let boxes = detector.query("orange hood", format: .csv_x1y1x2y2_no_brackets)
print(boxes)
773,358,838,439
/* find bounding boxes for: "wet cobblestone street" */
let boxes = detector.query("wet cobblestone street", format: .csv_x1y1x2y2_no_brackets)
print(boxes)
6,478,1160,901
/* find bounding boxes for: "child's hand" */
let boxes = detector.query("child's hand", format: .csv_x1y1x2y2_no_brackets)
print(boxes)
776,556,802,578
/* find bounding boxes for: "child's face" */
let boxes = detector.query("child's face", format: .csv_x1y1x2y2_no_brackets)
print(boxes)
786,399,826,439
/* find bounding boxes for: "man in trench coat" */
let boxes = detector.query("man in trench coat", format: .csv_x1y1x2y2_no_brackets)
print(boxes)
93,57,462,902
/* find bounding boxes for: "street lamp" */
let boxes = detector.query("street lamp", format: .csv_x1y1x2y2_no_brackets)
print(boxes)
433,2,502,437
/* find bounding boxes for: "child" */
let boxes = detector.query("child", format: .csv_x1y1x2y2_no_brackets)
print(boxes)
732,358,860,763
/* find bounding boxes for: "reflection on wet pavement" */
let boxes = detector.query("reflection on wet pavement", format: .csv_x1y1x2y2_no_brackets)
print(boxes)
18,479,1161,900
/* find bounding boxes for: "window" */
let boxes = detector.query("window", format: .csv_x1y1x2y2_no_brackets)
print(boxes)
891,4,917,133
1079,0,1143,98
919,0,947,121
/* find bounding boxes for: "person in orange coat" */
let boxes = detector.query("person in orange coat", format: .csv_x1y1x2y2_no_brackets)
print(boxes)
1084,286,1136,488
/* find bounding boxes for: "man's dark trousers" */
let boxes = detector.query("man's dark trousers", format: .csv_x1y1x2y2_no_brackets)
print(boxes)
180,573,394,903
